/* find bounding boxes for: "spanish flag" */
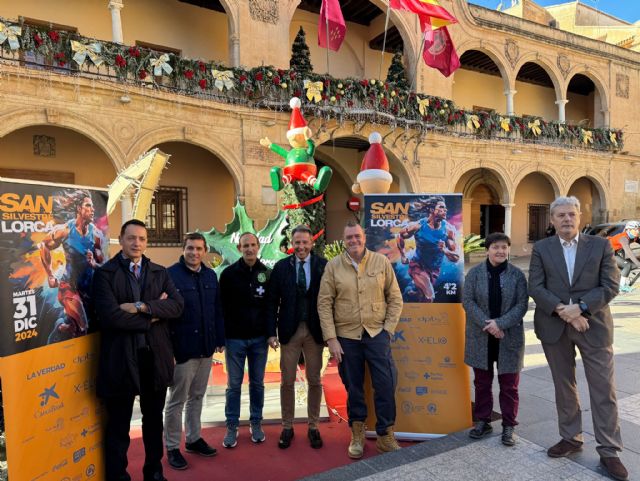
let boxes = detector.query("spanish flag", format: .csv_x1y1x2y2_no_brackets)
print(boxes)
389,0,457,29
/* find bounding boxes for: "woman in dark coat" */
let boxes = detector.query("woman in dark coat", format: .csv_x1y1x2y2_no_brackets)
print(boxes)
463,232,528,446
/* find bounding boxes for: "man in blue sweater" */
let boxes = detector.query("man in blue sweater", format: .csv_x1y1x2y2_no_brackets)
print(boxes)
164,232,225,470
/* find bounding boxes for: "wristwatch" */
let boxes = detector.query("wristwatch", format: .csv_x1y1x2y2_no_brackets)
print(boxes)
578,300,590,316
135,301,145,313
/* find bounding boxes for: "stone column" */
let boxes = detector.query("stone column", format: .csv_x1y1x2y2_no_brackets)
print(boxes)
555,99,568,123
504,90,517,116
502,203,515,237
229,34,240,67
108,0,124,44
462,198,473,237
601,109,610,128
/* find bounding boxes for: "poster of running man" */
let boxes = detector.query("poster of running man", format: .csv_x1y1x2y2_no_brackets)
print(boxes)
364,193,471,437
0,178,106,480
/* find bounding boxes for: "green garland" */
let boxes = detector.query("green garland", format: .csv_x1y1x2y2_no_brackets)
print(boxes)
0,17,623,152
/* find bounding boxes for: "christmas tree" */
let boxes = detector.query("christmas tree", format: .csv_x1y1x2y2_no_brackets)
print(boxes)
386,50,409,90
282,182,326,254
290,26,313,76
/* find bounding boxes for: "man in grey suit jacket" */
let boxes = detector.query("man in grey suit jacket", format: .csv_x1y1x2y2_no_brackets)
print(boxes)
529,196,627,481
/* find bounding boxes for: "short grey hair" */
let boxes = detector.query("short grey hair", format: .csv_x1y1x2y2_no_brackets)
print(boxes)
550,196,580,215
291,224,312,237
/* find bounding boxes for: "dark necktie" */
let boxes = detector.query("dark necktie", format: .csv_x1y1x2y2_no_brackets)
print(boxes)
297,260,307,290
132,263,140,279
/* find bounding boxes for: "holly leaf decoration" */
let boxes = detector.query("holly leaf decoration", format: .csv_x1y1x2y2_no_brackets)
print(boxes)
200,200,288,275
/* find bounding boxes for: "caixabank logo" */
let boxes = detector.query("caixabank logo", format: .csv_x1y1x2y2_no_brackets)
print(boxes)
34,383,64,418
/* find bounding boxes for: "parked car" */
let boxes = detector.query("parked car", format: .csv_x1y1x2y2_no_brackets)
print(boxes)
582,221,633,238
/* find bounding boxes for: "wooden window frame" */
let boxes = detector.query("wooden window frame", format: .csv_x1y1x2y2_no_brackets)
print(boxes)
527,203,550,243
146,186,188,247
135,41,181,56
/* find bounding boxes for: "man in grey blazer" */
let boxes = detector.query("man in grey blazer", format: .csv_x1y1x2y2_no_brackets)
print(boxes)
529,196,627,481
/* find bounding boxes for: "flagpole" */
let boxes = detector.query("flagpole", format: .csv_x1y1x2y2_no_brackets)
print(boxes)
325,7,331,74
378,4,392,81
413,29,427,91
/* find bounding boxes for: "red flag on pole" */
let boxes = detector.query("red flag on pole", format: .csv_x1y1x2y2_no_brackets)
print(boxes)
422,25,460,78
318,0,346,51
389,0,457,28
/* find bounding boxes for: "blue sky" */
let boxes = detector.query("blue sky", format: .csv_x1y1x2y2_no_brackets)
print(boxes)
467,0,640,23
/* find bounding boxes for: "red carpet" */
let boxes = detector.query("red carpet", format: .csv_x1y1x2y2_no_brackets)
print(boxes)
127,421,412,481
126,359,412,480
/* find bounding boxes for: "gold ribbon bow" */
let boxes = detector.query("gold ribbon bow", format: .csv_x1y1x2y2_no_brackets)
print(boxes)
558,124,565,135
582,129,593,145
416,97,430,116
70,40,103,67
500,117,511,132
304,80,323,103
528,119,541,136
0,22,21,50
609,131,618,146
149,53,173,76
212,69,235,91
466,114,480,130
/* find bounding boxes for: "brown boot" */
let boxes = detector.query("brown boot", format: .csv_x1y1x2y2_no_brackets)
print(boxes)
348,421,365,459
376,426,401,453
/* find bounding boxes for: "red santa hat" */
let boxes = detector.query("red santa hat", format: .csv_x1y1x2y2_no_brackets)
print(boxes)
360,132,390,172
287,97,307,137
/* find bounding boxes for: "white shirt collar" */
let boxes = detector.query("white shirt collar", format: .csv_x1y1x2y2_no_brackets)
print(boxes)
559,233,579,247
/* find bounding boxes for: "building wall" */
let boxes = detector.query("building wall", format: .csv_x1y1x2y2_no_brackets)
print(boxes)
5,0,229,62
453,70,505,112
289,10,393,81
0,0,639,259
512,173,556,254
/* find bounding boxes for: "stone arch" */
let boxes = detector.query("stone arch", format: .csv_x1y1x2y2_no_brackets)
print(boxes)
285,1,419,80
455,40,513,91
125,126,243,196
455,168,508,202
513,167,561,199
0,108,123,171
450,161,513,203
565,67,609,127
566,172,609,213
513,53,564,101
315,126,421,193
366,0,420,66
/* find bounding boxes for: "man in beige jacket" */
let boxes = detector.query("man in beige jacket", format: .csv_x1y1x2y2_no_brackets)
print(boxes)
318,220,403,459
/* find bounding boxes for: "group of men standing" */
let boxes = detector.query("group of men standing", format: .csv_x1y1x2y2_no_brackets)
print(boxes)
93,219,402,481
92,194,629,481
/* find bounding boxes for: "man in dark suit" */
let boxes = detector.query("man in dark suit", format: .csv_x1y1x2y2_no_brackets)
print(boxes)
529,196,627,481
93,219,183,481
267,225,327,449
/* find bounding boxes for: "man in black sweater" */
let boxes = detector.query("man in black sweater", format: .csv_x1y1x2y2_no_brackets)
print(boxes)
219,232,270,448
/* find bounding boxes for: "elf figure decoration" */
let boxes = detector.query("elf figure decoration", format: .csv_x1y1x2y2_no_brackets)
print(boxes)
260,97,332,193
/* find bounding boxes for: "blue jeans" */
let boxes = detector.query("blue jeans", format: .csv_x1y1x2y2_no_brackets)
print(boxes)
224,336,268,427
338,330,397,435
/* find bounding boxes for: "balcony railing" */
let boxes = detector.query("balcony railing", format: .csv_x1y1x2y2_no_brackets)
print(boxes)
0,17,623,152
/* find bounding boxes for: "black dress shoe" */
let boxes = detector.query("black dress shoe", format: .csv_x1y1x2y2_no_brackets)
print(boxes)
167,448,188,470
308,428,323,449
468,420,492,439
185,437,217,457
278,428,294,449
